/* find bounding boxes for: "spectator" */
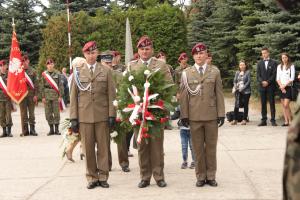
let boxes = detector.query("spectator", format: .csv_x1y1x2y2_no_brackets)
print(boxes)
276,52,295,126
61,67,69,105
231,60,251,125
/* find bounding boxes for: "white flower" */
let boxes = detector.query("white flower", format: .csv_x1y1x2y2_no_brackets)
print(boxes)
144,82,150,88
134,96,141,103
122,70,128,76
110,131,118,138
170,111,174,115
115,89,118,93
113,100,118,107
128,75,134,82
144,70,151,76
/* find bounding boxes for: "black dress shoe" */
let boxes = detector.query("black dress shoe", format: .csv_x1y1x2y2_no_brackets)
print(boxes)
138,180,150,188
87,181,98,189
157,180,167,187
206,179,218,187
271,121,278,126
258,121,267,126
282,123,289,127
196,180,206,187
122,166,130,172
99,181,109,188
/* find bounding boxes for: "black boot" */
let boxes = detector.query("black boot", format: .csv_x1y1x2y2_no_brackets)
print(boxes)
6,126,12,137
20,123,29,137
29,124,38,136
54,124,61,135
47,125,54,136
0,127,7,137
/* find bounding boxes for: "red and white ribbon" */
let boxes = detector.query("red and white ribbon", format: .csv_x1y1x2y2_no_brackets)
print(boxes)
25,72,34,90
42,71,66,111
0,76,9,97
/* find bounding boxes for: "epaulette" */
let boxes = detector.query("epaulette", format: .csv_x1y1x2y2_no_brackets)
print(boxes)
183,67,192,73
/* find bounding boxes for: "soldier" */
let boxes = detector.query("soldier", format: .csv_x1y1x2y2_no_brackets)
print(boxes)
0,60,13,137
19,55,38,136
283,95,300,200
156,51,174,81
70,41,116,189
180,43,225,187
112,51,126,72
174,52,191,87
128,35,173,188
40,59,64,136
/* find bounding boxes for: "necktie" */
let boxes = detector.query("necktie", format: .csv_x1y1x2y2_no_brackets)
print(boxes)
143,62,148,67
90,65,94,76
199,66,204,77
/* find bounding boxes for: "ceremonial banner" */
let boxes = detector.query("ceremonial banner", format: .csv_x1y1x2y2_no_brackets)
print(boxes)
7,31,28,103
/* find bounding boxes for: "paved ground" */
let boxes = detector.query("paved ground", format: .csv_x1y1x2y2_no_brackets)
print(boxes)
0,99,287,200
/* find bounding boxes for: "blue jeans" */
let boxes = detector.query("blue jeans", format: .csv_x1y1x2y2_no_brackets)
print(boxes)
180,129,195,162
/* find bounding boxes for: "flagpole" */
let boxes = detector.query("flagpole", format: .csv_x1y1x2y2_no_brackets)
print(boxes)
66,0,72,72
12,18,15,32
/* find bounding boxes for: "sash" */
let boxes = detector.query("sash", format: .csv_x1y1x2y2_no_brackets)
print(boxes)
0,76,9,97
25,72,34,90
42,71,66,111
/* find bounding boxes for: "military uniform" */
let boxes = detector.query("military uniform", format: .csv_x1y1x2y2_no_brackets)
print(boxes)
40,70,64,135
128,57,173,184
20,68,38,136
174,64,191,87
283,95,300,200
70,41,116,188
180,43,225,187
0,71,13,137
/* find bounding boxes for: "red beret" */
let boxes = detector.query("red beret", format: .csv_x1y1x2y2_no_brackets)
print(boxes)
131,53,139,61
22,55,29,62
0,60,6,66
178,52,188,62
192,43,207,55
82,41,97,52
137,36,152,48
156,51,166,58
46,58,54,65
113,51,120,57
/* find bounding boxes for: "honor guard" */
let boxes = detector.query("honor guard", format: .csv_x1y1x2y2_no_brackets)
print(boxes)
128,36,173,188
20,55,39,136
70,41,116,189
180,43,225,187
40,59,64,135
0,60,13,137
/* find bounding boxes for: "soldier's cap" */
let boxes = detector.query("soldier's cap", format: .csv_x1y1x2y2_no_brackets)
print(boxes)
131,53,139,61
112,51,121,57
100,51,113,63
0,59,6,66
22,54,29,62
46,58,54,65
192,43,207,55
207,51,212,58
156,51,166,59
178,52,188,62
82,41,97,52
137,35,152,48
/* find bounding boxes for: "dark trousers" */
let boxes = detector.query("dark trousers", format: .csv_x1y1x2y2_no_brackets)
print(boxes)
234,93,251,120
260,89,276,122
126,131,134,151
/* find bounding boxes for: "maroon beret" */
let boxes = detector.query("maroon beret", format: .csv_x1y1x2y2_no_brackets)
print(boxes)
156,51,166,59
113,51,120,57
82,41,97,52
192,43,207,55
178,52,188,62
137,36,152,48
46,58,54,65
22,55,29,62
0,60,6,66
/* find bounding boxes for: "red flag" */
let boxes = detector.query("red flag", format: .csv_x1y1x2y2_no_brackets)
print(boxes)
7,31,28,103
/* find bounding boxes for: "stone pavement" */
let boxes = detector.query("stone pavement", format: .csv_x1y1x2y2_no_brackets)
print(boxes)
0,100,287,200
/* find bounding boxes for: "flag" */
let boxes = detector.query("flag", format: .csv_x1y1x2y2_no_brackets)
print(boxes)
125,18,134,66
7,31,28,104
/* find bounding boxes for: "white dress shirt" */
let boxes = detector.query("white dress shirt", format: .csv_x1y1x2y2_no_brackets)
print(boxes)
276,64,295,85
140,58,152,67
195,63,207,74
87,63,96,73
264,59,269,70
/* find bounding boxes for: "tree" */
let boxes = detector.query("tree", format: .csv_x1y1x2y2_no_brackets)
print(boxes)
0,0,43,65
118,0,176,9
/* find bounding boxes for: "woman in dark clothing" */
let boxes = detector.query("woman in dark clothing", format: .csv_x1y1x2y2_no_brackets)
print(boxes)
232,60,251,125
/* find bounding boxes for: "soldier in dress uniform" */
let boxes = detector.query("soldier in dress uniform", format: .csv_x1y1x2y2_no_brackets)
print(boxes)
0,60,13,137
174,52,191,87
180,43,225,187
70,41,116,189
20,55,38,136
100,50,131,173
127,35,173,188
40,59,64,136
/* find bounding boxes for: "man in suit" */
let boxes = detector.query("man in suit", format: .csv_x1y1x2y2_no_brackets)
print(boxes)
69,41,116,189
128,36,173,188
256,47,278,126
180,43,225,187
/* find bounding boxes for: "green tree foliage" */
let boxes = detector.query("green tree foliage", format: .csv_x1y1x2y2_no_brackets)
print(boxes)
39,4,187,73
0,0,43,65
119,0,176,9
